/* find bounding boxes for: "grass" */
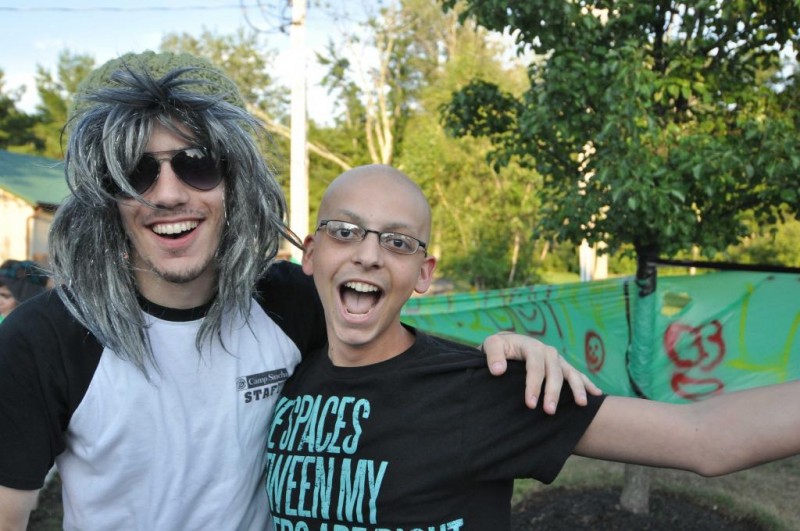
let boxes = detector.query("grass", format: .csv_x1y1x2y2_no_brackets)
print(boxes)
513,455,800,530
539,271,581,284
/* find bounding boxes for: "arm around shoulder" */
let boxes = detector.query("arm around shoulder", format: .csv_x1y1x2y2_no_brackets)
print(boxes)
0,486,38,531
573,379,800,477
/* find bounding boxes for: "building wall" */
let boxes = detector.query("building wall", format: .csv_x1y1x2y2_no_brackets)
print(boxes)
29,209,55,265
0,189,47,263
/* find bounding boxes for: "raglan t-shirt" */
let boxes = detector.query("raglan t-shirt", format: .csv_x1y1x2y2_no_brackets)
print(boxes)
0,261,325,531
267,329,606,531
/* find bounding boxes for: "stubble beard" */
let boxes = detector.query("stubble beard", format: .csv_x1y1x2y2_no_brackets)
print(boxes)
134,248,217,285
150,257,214,284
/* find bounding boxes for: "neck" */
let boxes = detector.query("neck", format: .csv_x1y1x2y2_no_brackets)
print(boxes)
134,269,217,309
327,323,415,367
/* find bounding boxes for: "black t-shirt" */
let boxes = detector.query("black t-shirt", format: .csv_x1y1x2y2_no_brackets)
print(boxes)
267,329,606,530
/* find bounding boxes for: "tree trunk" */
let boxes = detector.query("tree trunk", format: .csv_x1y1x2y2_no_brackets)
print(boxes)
507,232,520,285
618,244,659,514
620,464,651,514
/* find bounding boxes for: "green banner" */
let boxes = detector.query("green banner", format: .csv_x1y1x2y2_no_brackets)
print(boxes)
401,270,800,403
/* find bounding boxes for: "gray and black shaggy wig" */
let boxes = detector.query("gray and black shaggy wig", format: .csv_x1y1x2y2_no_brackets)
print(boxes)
49,52,294,376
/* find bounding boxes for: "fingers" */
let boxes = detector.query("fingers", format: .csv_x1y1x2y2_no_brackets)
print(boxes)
543,358,603,414
560,365,589,406
538,346,564,414
480,332,603,415
523,343,547,410
581,373,603,396
481,335,511,376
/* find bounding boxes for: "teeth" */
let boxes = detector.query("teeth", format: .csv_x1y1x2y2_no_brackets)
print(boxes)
152,221,199,235
345,281,379,293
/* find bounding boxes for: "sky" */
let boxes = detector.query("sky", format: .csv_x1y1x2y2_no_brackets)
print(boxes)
0,0,364,121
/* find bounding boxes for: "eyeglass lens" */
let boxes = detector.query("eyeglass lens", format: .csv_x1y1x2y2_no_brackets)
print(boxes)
322,220,424,255
128,147,222,194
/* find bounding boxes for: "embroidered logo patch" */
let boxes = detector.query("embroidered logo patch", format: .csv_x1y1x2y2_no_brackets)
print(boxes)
236,369,290,391
236,369,290,403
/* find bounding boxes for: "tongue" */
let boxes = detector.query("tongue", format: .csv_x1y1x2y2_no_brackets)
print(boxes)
342,289,378,314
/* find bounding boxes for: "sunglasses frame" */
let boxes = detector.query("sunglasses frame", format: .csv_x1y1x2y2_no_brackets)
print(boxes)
126,146,223,195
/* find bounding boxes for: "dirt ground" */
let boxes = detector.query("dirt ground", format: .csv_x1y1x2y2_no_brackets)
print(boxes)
29,473,770,530
511,486,767,530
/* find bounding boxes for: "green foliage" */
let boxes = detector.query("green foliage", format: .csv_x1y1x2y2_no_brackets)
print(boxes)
0,69,41,153
389,1,543,288
33,50,95,158
722,211,800,267
318,0,445,164
442,0,800,262
313,0,547,289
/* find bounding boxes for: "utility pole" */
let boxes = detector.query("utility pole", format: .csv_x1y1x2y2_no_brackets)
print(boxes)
289,0,308,262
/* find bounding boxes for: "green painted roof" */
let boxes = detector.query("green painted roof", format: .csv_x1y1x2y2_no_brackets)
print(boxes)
0,150,71,207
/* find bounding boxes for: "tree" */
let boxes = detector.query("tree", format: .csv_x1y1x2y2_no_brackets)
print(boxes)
0,69,40,153
723,211,800,267
318,0,544,288
319,0,449,165
396,1,542,289
441,0,800,513
443,1,800,259
32,51,95,158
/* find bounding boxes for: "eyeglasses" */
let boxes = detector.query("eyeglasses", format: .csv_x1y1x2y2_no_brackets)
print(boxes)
317,220,427,255
127,147,222,194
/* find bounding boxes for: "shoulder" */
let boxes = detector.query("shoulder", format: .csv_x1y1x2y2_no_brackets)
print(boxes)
412,330,488,367
1,289,79,336
0,289,102,368
423,332,479,352
0,290,101,490
254,260,326,355
255,261,316,300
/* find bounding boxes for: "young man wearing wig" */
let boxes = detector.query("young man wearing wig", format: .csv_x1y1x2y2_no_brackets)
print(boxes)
0,52,597,530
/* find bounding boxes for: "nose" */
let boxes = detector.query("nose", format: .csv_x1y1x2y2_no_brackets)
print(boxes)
352,231,384,268
144,160,190,207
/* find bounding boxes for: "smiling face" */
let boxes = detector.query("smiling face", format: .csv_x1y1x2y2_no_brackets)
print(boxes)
117,122,225,308
302,165,437,366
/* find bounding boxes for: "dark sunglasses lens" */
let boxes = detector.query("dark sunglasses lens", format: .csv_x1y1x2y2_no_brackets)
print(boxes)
172,148,222,190
129,156,160,194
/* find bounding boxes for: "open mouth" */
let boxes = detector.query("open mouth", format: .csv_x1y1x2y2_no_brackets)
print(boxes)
340,281,383,315
152,221,199,240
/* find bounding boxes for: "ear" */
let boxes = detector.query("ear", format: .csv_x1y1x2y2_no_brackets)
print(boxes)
414,255,437,294
301,234,316,276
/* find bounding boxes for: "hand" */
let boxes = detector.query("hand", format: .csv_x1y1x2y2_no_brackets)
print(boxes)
481,332,602,414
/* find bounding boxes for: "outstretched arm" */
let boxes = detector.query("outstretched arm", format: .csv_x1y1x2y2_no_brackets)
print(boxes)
574,379,800,476
481,332,602,414
0,486,38,531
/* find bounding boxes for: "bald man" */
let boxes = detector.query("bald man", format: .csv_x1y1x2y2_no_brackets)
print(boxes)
266,164,800,530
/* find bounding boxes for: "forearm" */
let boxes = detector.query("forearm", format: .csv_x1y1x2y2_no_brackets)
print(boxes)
0,486,38,531
574,380,800,477
687,379,800,476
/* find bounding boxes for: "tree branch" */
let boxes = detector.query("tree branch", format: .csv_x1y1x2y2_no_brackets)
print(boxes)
249,106,352,171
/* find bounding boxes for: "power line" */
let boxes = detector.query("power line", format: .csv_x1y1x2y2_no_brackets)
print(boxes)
0,2,292,34
0,3,262,13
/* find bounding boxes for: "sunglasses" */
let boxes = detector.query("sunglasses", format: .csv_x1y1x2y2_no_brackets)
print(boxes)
126,146,223,195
